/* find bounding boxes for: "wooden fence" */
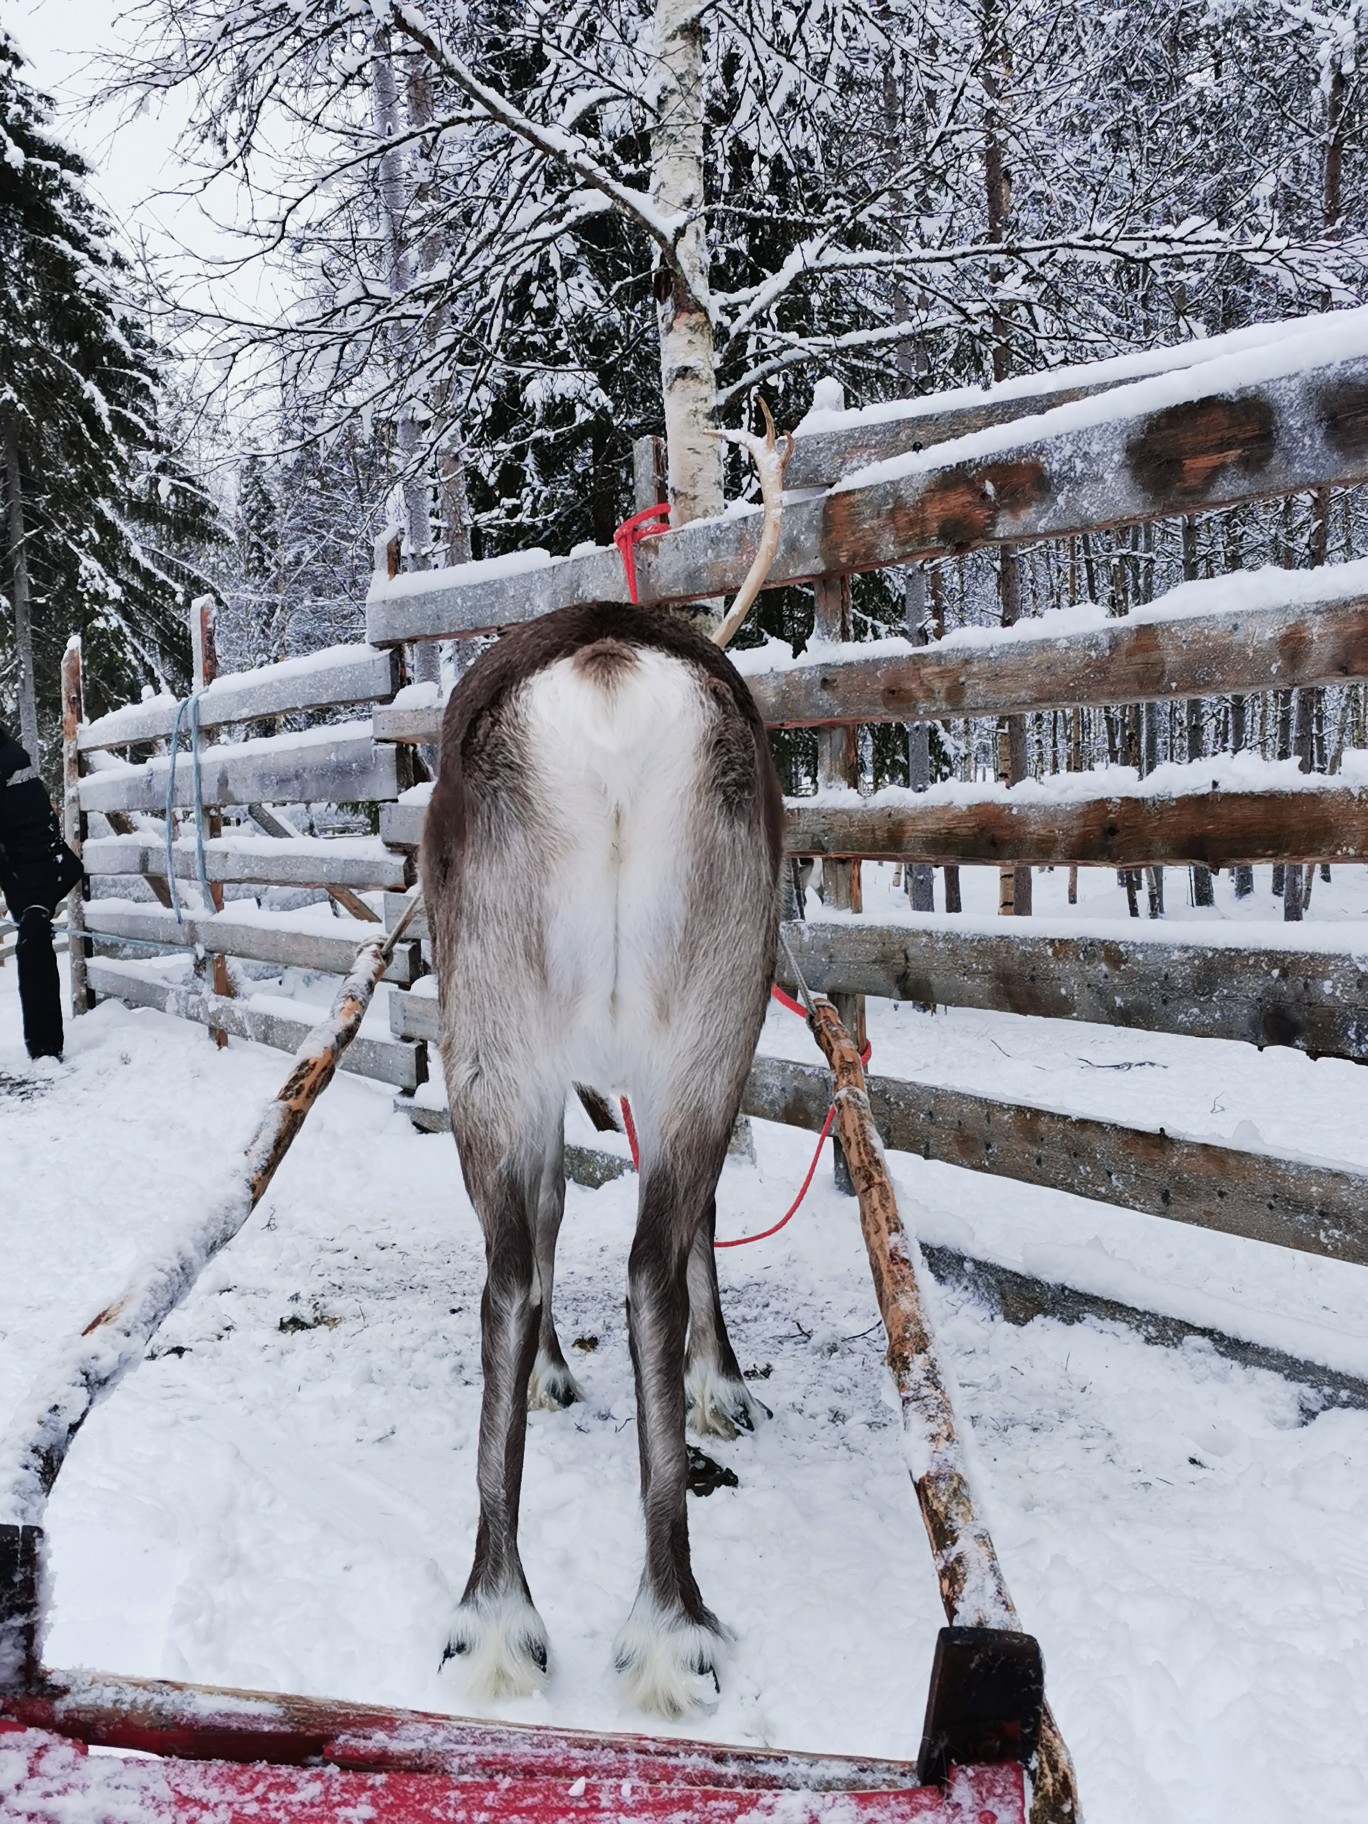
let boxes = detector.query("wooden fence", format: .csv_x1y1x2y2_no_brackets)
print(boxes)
60,312,1368,1332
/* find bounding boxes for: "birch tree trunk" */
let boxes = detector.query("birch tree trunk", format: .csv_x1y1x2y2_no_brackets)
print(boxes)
2,415,40,767
649,0,723,528
373,29,440,688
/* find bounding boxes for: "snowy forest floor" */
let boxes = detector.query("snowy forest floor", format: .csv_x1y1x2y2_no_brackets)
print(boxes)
3,862,1367,1824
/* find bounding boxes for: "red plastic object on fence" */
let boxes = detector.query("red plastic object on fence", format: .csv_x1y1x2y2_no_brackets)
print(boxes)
612,503,671,604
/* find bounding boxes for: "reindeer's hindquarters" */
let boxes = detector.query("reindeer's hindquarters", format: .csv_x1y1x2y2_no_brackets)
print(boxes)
430,641,778,1173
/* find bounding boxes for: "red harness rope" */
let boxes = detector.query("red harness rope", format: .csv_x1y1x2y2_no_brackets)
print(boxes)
612,503,671,605
610,510,848,1245
617,987,870,1249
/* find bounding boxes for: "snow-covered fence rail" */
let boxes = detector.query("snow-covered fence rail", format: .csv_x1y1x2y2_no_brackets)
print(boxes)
62,603,422,1093
783,311,1354,490
780,917,1368,1064
375,770,1368,869
373,565,1368,746
785,777,1368,868
388,1001,1368,1267
78,722,403,816
81,832,409,892
78,644,401,752
81,902,423,985
364,318,1368,644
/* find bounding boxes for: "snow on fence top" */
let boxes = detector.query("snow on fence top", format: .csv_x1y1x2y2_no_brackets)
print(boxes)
80,643,400,752
365,320,1368,647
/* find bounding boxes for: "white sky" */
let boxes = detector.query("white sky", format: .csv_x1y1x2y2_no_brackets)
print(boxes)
5,0,285,340
5,0,188,247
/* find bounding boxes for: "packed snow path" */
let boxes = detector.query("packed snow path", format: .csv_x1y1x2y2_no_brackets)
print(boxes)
3,870,1367,1824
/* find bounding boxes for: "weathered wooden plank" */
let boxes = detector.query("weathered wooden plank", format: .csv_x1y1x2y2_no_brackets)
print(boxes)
87,960,422,1088
786,785,1368,867
385,783,1368,865
374,698,447,744
79,725,400,814
390,988,439,1042
746,589,1368,728
380,801,428,851
374,584,1368,749
83,833,411,891
366,335,1368,644
745,1053,1368,1265
782,919,1368,1062
80,646,402,752
83,901,421,984
397,1049,1368,1263
783,315,1336,490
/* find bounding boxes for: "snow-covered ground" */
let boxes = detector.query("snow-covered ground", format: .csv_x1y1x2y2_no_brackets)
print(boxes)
2,862,1367,1824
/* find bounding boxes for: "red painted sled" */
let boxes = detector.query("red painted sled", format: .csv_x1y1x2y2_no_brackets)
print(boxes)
1,1665,1027,1822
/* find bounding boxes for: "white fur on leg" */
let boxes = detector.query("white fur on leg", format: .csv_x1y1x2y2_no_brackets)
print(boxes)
443,1592,550,1700
528,1349,585,1412
686,1358,767,1440
613,1594,727,1719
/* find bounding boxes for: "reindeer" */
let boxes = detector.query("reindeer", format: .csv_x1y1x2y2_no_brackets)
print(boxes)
420,414,791,1719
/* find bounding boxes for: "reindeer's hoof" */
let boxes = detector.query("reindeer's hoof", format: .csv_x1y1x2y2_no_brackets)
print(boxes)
443,1594,550,1700
613,1600,727,1719
529,1352,585,1412
686,1362,770,1440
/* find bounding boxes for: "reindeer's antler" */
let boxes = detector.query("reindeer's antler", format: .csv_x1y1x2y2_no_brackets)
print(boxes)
709,397,793,649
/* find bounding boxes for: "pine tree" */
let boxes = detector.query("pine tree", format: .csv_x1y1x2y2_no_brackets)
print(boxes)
0,31,218,761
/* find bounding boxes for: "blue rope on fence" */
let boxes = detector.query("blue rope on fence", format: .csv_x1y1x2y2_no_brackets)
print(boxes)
164,691,213,926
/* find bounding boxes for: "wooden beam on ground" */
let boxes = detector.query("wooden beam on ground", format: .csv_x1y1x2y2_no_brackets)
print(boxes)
390,1094,1368,1414
745,582,1368,727
83,833,410,892
87,960,423,1088
780,918,1368,1063
745,1053,1368,1267
78,724,400,815
79,645,401,752
83,902,421,984
366,328,1368,644
785,783,1368,867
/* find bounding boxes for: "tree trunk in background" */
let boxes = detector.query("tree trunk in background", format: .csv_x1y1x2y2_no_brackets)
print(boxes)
1230,694,1254,897
2,414,40,767
1182,517,1214,907
405,56,473,573
373,29,439,689
650,0,722,529
904,568,935,912
982,0,1030,916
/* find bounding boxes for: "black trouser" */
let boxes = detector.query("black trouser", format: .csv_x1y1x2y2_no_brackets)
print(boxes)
1,774,83,1061
1,861,65,1061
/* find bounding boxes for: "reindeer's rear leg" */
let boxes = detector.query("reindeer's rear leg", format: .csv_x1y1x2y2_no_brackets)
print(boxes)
614,1114,735,1718
444,1105,556,1698
685,1200,768,1439
528,1125,585,1411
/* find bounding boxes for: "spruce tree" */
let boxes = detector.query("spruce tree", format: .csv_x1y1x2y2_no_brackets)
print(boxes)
0,31,218,762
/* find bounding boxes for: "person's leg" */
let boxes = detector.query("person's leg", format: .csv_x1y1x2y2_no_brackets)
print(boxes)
16,901,62,1059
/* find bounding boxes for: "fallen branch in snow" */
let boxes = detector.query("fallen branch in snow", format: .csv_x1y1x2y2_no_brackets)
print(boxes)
806,997,1080,1824
0,895,424,1691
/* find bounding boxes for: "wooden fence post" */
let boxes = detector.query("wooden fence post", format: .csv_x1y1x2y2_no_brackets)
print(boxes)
812,572,863,1192
191,596,233,1047
60,639,90,1017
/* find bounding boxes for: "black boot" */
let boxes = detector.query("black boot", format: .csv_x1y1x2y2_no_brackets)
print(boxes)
16,904,63,1060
